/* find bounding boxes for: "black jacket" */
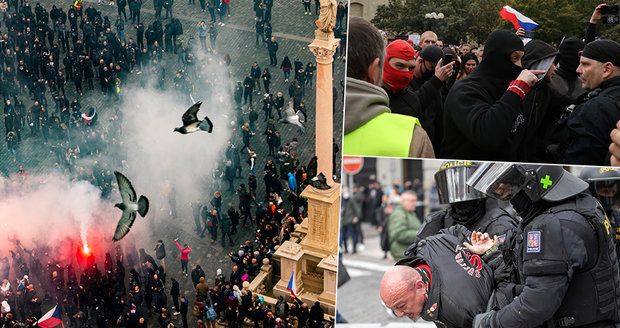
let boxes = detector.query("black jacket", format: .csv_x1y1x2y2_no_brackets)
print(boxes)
441,30,525,161
397,225,495,327
561,76,620,165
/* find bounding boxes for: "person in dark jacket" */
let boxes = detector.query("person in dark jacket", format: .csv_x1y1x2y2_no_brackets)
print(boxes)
154,240,166,270
170,278,180,315
441,29,543,161
180,295,189,328
468,163,620,328
560,39,620,165
380,224,496,327
549,37,586,103
517,39,571,162
408,45,455,152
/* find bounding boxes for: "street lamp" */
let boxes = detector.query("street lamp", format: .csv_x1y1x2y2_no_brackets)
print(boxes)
424,12,444,33
425,12,444,19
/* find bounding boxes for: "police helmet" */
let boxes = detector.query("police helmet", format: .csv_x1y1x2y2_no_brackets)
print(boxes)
467,163,588,202
434,161,486,204
579,167,620,211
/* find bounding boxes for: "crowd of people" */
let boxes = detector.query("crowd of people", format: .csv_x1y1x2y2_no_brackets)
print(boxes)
344,6,620,165
0,0,346,325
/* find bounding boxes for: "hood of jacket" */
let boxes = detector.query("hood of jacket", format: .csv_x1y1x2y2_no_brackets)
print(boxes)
344,77,391,134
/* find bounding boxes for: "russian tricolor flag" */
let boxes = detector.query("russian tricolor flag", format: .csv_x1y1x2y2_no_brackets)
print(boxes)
37,305,63,328
286,271,298,299
499,5,539,31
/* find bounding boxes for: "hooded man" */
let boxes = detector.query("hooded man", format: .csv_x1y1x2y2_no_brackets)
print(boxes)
549,37,586,102
517,39,572,162
343,17,434,158
383,40,441,151
441,29,543,161
408,45,455,152
561,39,620,165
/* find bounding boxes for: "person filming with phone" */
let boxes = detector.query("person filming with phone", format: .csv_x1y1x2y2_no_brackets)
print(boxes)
441,29,545,161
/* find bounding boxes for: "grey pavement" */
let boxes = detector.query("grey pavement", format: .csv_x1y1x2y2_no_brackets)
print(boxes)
338,223,434,326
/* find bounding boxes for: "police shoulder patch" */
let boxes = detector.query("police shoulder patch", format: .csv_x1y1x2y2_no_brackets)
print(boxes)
526,230,541,253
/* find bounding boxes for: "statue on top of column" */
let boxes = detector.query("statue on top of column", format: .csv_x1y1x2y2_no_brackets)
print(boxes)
317,0,337,33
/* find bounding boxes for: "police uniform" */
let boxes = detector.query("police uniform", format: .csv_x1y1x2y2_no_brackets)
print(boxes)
468,164,620,328
397,225,495,328
418,198,516,242
418,161,518,241
580,167,620,265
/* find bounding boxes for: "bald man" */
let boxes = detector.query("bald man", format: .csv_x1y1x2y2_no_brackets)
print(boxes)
419,31,438,49
380,226,495,327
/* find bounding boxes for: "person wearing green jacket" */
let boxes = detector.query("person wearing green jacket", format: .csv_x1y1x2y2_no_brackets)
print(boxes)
388,191,421,260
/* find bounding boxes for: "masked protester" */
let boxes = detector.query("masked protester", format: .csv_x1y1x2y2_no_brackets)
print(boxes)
517,39,571,163
343,17,434,158
466,163,620,327
381,40,429,140
442,30,543,161
416,161,517,241
580,167,620,260
549,37,586,102
408,45,454,152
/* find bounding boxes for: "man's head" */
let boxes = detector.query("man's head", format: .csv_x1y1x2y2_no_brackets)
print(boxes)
419,31,438,49
347,17,385,84
382,40,416,93
577,39,620,91
461,43,471,56
414,45,443,82
380,266,428,321
400,191,417,212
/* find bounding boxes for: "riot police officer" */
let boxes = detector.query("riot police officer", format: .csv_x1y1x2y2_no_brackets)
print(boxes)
417,161,518,241
580,167,620,259
466,163,620,327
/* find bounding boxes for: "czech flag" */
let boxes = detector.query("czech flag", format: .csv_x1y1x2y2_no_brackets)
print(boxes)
286,271,297,299
37,305,63,328
499,5,539,31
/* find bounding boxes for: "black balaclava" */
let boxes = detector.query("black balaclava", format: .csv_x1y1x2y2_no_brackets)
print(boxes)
450,198,486,225
470,29,524,88
556,37,585,80
510,189,547,223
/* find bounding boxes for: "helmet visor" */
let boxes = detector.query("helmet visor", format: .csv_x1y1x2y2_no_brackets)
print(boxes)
435,165,485,204
467,163,526,201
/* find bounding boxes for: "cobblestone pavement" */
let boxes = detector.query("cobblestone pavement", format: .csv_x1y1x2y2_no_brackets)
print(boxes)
338,223,433,326
1,0,345,325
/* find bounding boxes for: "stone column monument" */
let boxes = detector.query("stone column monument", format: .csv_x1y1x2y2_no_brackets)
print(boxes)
270,0,342,316
308,0,340,183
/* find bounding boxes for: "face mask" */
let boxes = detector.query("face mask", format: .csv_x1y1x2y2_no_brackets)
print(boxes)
383,63,414,93
419,60,435,82
510,189,533,217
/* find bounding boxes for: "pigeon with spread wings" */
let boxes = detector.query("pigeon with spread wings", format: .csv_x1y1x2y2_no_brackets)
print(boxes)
174,101,214,134
113,171,149,241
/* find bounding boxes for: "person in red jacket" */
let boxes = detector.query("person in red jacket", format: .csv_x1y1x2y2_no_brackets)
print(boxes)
174,238,192,277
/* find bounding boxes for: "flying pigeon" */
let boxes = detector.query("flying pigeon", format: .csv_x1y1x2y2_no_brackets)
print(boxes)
279,101,305,131
174,101,214,134
112,171,149,242
309,173,331,190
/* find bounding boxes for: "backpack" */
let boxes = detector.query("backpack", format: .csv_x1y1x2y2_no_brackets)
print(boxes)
379,216,390,252
205,305,217,320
